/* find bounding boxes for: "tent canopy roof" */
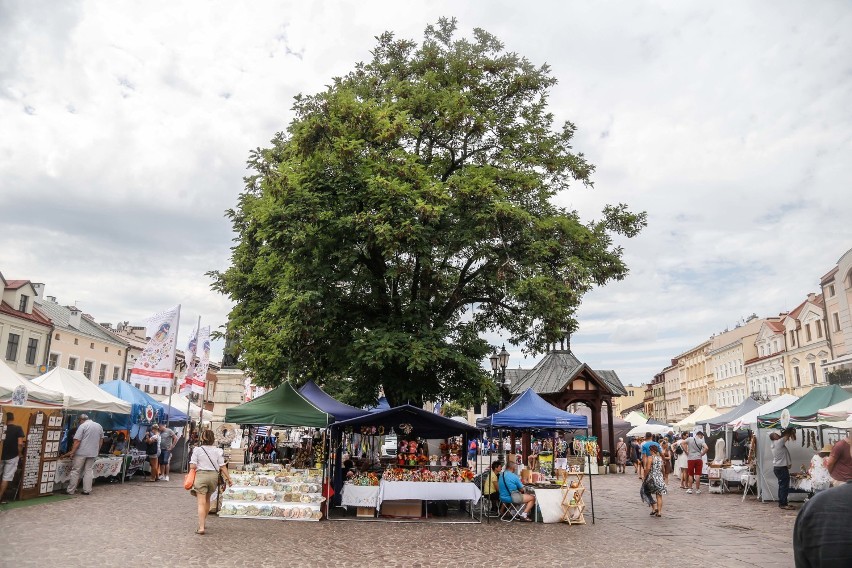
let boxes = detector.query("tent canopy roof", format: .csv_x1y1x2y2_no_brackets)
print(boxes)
674,405,719,428
225,382,329,427
627,423,671,437
33,368,131,414
298,380,367,421
333,404,479,438
623,411,649,427
0,359,64,408
759,385,852,425
696,397,761,427
819,397,852,420
365,396,391,413
99,380,173,425
153,393,213,421
476,388,588,430
728,394,799,430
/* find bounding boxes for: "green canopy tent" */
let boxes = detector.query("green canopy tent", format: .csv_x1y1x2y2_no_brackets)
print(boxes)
757,385,851,428
225,382,330,427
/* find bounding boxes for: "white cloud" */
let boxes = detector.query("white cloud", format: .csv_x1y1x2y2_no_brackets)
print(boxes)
1,1,850,379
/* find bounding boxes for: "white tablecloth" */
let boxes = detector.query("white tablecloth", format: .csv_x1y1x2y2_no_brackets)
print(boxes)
721,466,750,483
378,481,481,511
341,485,380,507
55,456,124,483
532,488,564,523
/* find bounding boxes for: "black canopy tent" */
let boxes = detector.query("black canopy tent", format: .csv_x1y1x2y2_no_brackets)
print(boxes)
329,405,482,522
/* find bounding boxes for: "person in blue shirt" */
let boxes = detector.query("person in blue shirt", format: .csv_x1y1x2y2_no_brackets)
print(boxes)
641,433,663,476
498,459,535,521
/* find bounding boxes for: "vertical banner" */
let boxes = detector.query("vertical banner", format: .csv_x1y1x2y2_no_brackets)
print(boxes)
183,326,210,395
130,305,180,388
179,325,199,394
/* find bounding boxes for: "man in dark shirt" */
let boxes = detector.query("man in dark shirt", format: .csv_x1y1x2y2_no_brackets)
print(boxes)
1,412,25,503
794,482,852,567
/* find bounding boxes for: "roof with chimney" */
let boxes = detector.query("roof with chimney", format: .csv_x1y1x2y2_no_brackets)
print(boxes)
35,298,127,347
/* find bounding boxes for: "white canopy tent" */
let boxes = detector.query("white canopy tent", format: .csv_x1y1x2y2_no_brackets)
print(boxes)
153,393,213,422
817,397,852,421
32,368,131,414
623,411,648,427
727,394,799,430
674,405,719,430
626,423,670,437
0,359,64,408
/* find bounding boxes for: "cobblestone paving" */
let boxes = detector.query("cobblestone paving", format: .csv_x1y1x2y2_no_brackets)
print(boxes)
0,471,796,567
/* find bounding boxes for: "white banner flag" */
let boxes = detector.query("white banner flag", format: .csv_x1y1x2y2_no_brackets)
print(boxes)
130,305,180,388
183,326,210,395
179,325,199,394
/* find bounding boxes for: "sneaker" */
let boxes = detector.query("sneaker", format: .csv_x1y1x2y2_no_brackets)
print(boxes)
82,491,90,495
163,476,169,482
695,489,701,494
686,489,693,494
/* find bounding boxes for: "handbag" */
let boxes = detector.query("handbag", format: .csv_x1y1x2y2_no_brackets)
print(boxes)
183,468,196,490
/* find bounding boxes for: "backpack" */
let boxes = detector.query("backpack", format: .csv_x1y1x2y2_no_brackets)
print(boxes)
675,443,683,455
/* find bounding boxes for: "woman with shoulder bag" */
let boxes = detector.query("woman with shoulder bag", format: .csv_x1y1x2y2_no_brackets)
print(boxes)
189,430,233,534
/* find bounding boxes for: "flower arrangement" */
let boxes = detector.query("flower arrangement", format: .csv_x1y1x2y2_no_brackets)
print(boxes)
347,472,379,486
449,442,461,454
416,455,428,465
449,454,461,464
459,468,475,482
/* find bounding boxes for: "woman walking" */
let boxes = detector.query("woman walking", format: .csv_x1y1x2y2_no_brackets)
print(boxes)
631,438,643,477
189,429,233,534
615,437,628,474
676,432,689,488
660,440,673,485
644,444,667,517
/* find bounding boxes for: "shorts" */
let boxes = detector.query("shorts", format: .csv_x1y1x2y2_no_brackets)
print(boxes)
511,491,525,504
2,457,19,481
159,449,171,464
687,459,702,477
191,470,219,496
147,453,159,460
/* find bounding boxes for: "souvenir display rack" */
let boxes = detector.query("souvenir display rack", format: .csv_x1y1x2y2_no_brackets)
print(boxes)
560,472,586,525
218,465,325,521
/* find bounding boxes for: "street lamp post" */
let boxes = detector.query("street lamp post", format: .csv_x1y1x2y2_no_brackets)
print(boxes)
490,345,510,459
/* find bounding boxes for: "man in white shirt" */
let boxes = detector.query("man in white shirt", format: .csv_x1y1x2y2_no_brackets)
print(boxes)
63,414,104,495
685,432,707,494
770,428,795,510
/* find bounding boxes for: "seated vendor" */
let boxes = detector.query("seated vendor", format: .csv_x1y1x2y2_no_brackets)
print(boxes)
111,433,127,454
483,460,503,501
499,459,535,521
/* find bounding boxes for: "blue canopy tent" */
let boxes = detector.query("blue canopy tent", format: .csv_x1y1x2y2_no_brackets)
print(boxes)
476,388,594,523
298,380,368,421
365,396,391,413
98,381,174,433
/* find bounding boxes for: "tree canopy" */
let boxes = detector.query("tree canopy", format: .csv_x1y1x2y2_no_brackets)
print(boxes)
210,18,646,407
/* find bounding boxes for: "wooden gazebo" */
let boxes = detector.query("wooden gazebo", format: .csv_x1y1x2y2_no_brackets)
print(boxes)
507,346,626,464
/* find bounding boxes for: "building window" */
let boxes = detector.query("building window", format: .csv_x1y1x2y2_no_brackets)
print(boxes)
821,360,828,381
90,342,94,349
5,333,20,361
794,366,801,387
83,360,93,379
810,362,817,384
816,320,823,338
805,323,811,342
828,284,835,297
74,338,79,345
834,312,841,332
105,346,109,353
118,349,122,356
55,333,60,340
789,331,796,347
25,338,38,365
126,369,132,381
18,294,28,312
48,352,59,368
113,366,120,380
160,386,166,395
68,357,78,371
98,363,107,384
144,385,150,393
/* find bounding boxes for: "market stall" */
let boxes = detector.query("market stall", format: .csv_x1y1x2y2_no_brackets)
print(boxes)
477,388,593,524
223,383,331,522
0,360,66,501
674,405,719,432
755,385,851,502
331,404,482,522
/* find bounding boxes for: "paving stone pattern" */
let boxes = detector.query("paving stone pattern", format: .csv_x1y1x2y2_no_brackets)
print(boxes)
0,471,796,567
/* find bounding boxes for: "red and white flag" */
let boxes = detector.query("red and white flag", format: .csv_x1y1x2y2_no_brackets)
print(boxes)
182,326,210,395
179,325,199,394
130,305,180,389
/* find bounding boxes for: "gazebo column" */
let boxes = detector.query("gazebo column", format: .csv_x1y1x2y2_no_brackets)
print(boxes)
521,431,531,466
591,404,603,464
606,398,615,458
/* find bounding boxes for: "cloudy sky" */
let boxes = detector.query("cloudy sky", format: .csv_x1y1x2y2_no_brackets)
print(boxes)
2,1,850,387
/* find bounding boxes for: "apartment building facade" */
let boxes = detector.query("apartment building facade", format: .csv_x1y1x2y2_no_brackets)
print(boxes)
36,293,128,384
744,318,788,401
0,274,53,378
820,247,852,374
783,293,832,396
652,372,666,421
663,361,682,422
613,384,645,416
678,341,711,412
708,316,764,412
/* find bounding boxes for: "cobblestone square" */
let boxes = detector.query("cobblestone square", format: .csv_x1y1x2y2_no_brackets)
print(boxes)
0,471,796,568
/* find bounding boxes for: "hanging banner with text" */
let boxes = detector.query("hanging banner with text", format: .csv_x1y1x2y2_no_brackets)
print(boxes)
130,305,180,388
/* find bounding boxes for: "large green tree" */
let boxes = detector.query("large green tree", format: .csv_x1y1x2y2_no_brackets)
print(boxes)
210,18,646,407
